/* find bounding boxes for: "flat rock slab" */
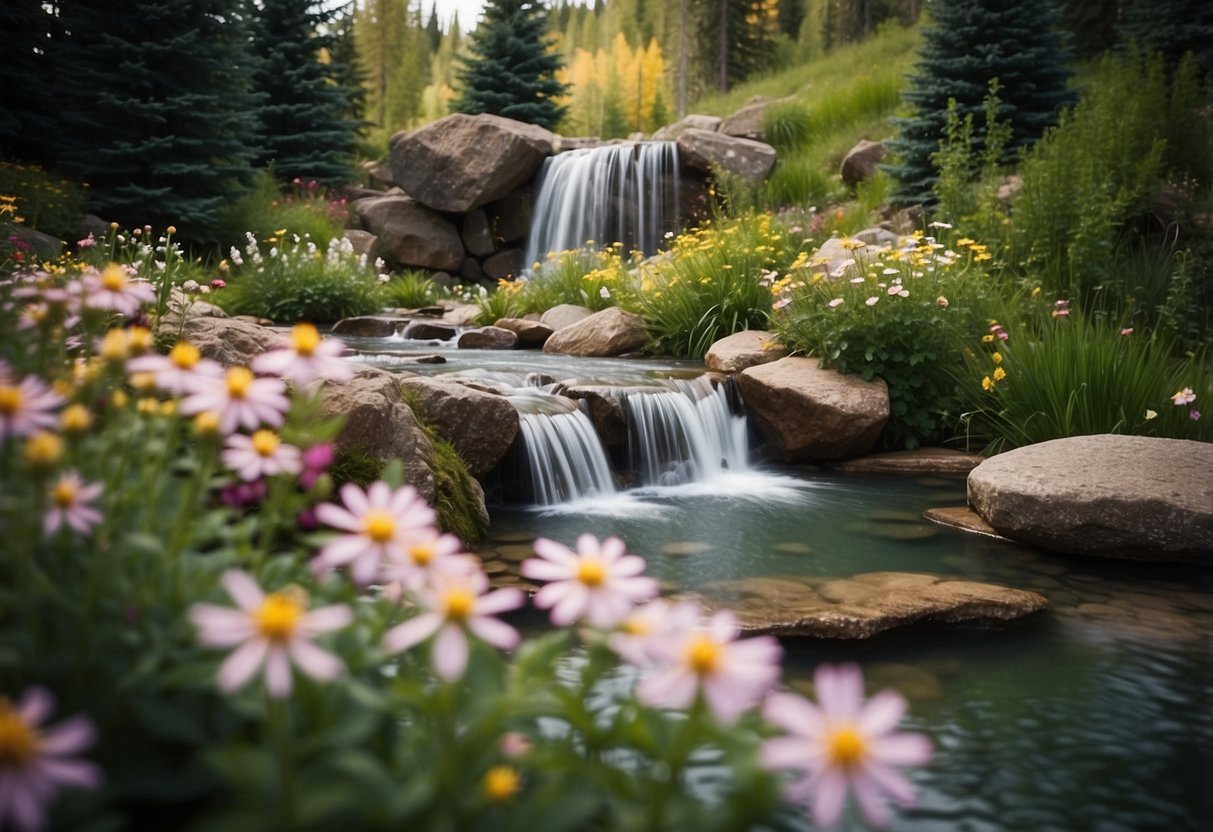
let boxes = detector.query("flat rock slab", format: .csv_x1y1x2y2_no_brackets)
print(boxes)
923,506,1009,540
830,448,984,475
704,329,789,373
685,572,1047,638
967,434,1213,562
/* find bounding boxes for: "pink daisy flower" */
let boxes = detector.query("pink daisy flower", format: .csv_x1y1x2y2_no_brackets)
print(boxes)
607,598,698,667
0,687,102,832
126,341,224,396
180,366,289,435
761,663,933,829
1171,387,1196,406
81,264,156,317
382,568,524,681
43,471,104,537
0,365,64,445
221,430,302,482
636,605,782,724
313,482,437,585
188,570,352,699
380,528,479,595
251,323,353,387
521,534,658,629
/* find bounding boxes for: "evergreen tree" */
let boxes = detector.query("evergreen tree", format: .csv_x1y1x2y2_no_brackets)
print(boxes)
1118,0,1213,77
249,0,360,186
886,0,1077,206
0,0,61,167
53,0,261,240
455,0,569,129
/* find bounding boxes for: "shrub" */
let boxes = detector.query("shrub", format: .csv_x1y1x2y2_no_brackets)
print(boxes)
773,230,1004,448
0,162,87,239
222,171,349,246
218,231,385,324
958,300,1212,452
378,269,443,309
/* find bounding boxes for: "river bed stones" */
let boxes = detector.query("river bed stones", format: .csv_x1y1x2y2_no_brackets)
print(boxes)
683,572,1047,638
830,448,985,475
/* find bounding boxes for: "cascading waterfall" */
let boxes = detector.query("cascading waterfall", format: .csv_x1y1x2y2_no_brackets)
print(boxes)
510,390,617,506
523,141,680,270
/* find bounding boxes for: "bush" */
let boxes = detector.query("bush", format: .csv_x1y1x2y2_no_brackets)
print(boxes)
773,230,1004,449
0,161,87,239
217,231,385,324
222,172,349,247
378,269,443,309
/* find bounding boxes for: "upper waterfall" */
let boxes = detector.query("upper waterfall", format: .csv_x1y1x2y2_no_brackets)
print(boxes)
523,142,681,270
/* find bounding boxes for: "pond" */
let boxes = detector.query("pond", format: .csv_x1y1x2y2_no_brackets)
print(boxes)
346,333,1213,832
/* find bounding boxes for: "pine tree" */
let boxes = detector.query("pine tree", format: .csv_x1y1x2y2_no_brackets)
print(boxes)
249,0,360,187
455,0,569,129
0,0,61,167
1118,0,1213,77
52,0,261,241
887,0,1077,206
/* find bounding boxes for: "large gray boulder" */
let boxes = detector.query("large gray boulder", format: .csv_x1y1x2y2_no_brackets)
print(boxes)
388,113,554,214
398,377,520,480
539,303,593,331
322,367,436,503
688,572,1047,638
737,357,889,461
355,195,464,271
840,139,886,189
456,326,518,350
461,209,496,258
174,315,280,368
967,435,1213,562
331,315,409,338
493,317,553,347
652,114,723,141
718,97,791,142
542,306,649,357
809,236,885,280
675,129,777,183
704,330,789,373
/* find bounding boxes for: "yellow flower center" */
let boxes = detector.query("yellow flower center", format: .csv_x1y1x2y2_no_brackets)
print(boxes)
25,431,64,466
100,328,129,362
686,635,721,676
482,764,520,802
193,411,221,437
620,615,651,636
291,323,321,356
0,701,37,766
251,429,280,457
576,559,606,587
127,326,153,355
409,543,434,565
226,367,253,399
169,341,201,370
827,726,866,769
443,588,476,622
254,592,304,642
52,479,79,508
60,404,93,434
99,264,127,292
363,510,395,543
0,385,21,417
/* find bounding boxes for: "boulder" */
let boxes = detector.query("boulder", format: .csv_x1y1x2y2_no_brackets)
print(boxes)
704,330,789,373
341,229,377,258
687,573,1046,638
831,448,985,475
402,321,457,341
539,303,593,331
922,506,1008,540
967,435,1213,562
494,317,553,347
652,114,723,141
388,113,554,213
542,306,649,357
718,97,789,141
10,227,63,261
461,209,496,258
553,136,606,152
459,258,484,283
399,376,520,479
560,385,631,447
321,367,436,502
839,139,886,189
808,236,886,280
173,315,281,368
456,326,518,350
74,214,111,243
441,302,483,327
355,195,464,271
482,248,525,280
331,315,408,338
484,189,533,245
737,357,889,461
675,129,777,183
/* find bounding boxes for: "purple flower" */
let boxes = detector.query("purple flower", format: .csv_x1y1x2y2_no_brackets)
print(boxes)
521,534,658,629
0,364,63,444
1191,409,1201,422
0,687,102,832
761,663,932,828
81,264,156,317
313,481,436,585
43,471,103,536
298,442,335,490
251,323,352,387
180,366,289,436
221,430,302,482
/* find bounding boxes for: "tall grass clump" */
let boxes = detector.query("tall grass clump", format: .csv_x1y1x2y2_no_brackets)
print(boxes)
959,301,1212,452
222,171,349,246
379,269,443,309
773,231,1005,448
217,231,386,323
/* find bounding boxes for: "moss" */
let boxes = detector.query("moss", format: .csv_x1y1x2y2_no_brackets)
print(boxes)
426,433,488,544
329,445,384,489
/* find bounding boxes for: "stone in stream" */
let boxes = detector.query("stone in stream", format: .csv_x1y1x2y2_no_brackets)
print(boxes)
662,541,713,557
773,541,814,555
495,544,535,563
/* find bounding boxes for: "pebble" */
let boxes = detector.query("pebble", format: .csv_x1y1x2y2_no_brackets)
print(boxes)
496,544,534,563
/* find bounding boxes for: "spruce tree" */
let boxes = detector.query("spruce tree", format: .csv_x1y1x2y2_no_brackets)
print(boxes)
887,0,1077,206
52,0,261,240
455,0,569,130
0,0,61,167
248,0,360,186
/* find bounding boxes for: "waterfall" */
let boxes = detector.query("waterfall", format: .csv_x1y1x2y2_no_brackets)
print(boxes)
624,377,749,487
511,391,617,506
523,142,680,269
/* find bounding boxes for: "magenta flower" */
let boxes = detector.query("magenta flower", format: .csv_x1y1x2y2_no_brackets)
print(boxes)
522,534,658,629
221,430,302,482
298,442,335,490
0,687,102,832
382,568,524,681
1191,409,1201,421
81,264,156,317
76,234,97,249
313,481,436,585
43,471,103,536
0,364,64,445
251,323,353,386
636,605,782,724
761,663,933,829
189,570,352,698
180,366,289,435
